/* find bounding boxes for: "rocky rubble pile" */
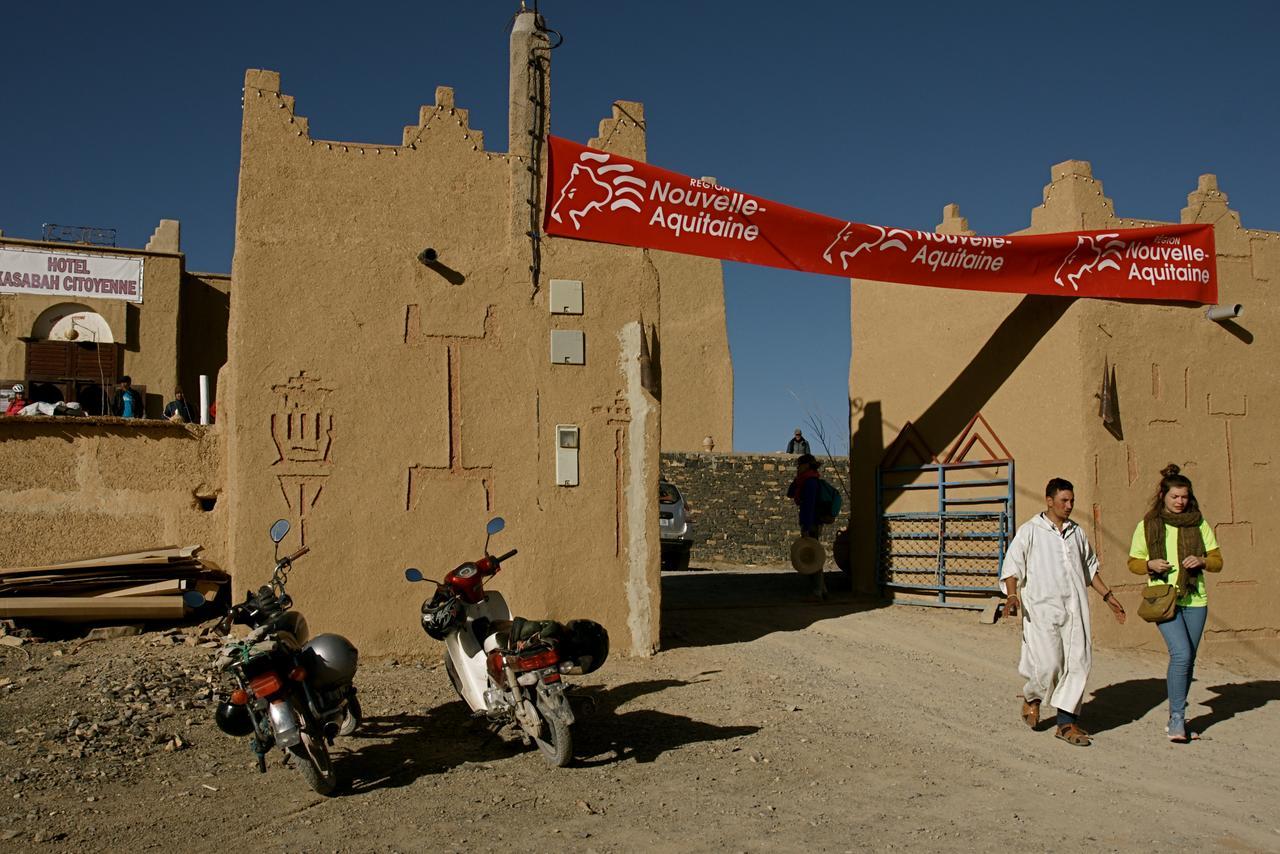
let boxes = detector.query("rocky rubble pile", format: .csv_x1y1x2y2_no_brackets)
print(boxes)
0,621,228,793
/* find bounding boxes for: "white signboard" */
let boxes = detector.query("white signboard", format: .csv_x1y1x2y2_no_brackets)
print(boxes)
0,246,144,304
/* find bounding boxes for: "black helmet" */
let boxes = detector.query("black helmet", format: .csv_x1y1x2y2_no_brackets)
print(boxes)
215,699,253,736
421,592,462,641
562,619,609,675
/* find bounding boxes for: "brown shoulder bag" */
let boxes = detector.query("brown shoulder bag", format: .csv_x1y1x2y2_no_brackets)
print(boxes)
1138,580,1179,623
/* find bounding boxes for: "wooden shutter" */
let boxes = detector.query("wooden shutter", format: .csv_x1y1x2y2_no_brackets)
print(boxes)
25,341,73,380
70,343,119,383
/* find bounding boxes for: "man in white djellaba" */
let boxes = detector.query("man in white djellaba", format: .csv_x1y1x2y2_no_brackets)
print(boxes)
1001,478,1126,747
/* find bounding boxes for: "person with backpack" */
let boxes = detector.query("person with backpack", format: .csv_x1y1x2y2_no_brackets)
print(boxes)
787,453,837,598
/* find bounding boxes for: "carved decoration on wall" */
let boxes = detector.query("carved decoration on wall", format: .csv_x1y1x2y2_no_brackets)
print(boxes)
593,392,632,425
405,343,492,511
271,371,335,465
270,371,335,544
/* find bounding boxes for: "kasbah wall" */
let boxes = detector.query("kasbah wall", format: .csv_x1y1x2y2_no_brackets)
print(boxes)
0,420,224,570
225,11,730,658
850,160,1280,662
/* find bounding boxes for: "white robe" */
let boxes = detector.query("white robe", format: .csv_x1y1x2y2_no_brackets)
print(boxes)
999,512,1099,714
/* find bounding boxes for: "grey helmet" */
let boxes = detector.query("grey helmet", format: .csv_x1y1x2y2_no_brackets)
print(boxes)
300,633,358,690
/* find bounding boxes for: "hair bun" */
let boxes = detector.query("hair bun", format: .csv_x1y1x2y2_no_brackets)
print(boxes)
1161,463,1181,478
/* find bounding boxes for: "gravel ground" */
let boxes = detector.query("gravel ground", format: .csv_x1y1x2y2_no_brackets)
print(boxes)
1,567,1278,853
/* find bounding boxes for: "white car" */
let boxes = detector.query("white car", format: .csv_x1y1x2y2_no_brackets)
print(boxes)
659,480,693,571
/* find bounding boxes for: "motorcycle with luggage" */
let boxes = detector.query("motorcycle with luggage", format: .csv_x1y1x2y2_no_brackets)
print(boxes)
404,516,608,767
202,519,361,795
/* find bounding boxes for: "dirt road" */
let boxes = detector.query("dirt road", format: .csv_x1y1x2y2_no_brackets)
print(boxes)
2,568,1278,852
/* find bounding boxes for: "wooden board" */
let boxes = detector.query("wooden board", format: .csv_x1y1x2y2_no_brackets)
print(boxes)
0,545,201,576
0,595,188,621
94,579,187,598
0,568,227,596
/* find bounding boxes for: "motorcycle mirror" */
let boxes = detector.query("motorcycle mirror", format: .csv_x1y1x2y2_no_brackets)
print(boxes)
269,519,290,543
181,591,207,609
404,568,424,583
486,517,505,536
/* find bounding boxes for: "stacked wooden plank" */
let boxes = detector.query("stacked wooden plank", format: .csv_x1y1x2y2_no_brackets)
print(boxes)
0,546,227,621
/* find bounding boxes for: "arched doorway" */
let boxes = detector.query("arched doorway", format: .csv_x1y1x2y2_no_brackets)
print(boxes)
24,304,120,415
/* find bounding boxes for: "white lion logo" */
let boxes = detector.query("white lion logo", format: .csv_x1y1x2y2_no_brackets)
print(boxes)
549,151,647,231
1054,234,1126,291
822,223,912,270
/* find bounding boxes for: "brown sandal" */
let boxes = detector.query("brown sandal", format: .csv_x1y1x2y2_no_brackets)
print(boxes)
1055,723,1092,747
1020,698,1040,728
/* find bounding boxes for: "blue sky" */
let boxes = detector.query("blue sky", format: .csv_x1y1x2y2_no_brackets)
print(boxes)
3,2,1276,451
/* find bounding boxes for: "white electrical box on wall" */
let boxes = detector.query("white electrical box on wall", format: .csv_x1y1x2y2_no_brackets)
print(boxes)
549,279,583,315
556,424,580,486
550,330,585,365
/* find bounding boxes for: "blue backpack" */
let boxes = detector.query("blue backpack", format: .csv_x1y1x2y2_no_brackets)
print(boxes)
816,479,843,524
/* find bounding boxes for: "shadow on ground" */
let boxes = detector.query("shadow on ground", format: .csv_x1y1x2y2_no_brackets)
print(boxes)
1086,678,1280,736
1084,678,1168,734
661,567,885,649
570,677,759,766
1189,680,1280,734
337,677,756,791
338,703,519,794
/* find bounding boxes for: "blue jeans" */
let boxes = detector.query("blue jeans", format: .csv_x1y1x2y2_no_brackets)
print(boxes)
1156,606,1208,718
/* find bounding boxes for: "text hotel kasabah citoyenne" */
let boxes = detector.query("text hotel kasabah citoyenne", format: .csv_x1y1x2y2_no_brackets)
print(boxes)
0,246,144,304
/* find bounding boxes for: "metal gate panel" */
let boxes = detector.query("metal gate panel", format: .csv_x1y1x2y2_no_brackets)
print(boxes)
876,415,1014,610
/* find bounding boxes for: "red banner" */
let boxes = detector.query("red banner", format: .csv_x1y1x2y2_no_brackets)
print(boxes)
544,136,1218,304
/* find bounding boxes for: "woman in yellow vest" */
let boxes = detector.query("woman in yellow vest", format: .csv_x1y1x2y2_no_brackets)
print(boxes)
1128,464,1223,743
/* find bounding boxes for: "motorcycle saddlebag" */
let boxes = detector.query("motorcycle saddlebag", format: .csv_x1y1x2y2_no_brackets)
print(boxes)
561,619,609,675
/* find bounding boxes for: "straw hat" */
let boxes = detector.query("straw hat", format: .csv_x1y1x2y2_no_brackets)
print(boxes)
790,536,825,575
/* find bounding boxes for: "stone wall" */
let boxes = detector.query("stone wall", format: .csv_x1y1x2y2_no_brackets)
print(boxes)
0,419,225,569
661,452,850,567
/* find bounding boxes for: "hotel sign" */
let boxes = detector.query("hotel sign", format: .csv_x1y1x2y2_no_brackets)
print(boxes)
0,246,144,304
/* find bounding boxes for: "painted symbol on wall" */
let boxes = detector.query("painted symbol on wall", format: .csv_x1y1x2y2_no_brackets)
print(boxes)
549,150,646,230
822,223,911,271
1054,233,1125,291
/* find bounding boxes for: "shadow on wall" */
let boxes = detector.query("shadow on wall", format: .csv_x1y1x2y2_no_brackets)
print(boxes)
849,399,884,596
180,278,230,411
660,568,885,649
913,294,1074,452
850,295,1073,600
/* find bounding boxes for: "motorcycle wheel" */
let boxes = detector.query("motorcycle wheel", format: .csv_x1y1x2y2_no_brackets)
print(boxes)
291,730,338,796
444,655,465,702
533,715,573,768
338,693,362,737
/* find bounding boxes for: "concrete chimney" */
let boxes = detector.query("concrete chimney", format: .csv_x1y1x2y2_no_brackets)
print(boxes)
508,7,550,156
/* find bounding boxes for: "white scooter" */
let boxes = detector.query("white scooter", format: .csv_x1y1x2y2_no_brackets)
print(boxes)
404,517,608,767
